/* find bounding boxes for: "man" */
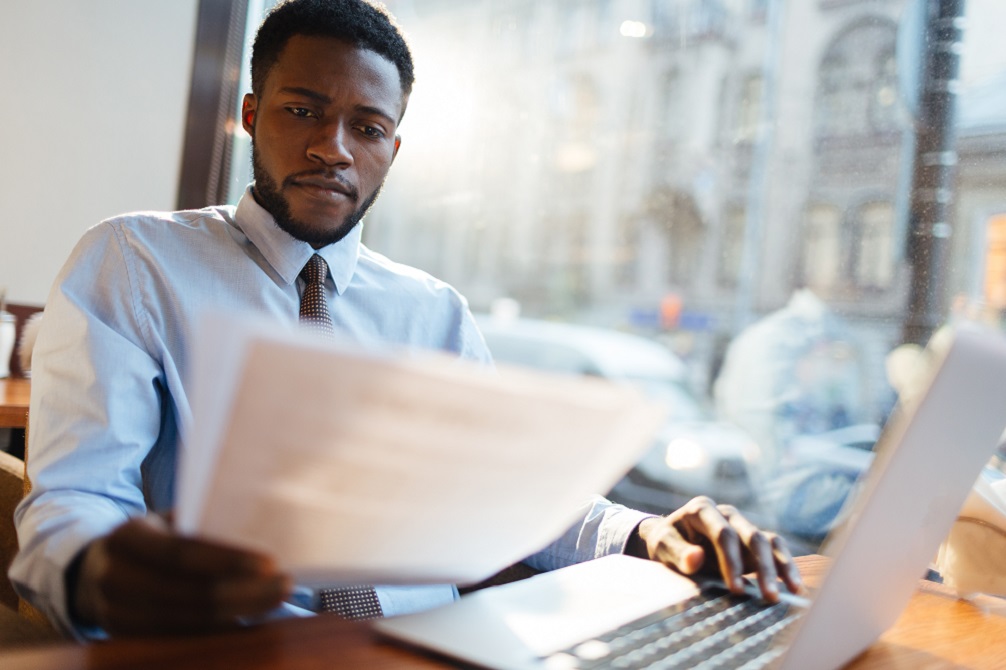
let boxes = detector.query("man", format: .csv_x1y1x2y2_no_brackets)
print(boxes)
11,0,801,638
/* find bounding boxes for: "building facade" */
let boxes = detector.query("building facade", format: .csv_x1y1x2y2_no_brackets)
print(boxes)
361,0,1004,408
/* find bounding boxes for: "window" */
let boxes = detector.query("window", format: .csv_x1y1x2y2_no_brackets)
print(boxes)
650,0,730,44
854,201,894,289
217,0,1006,549
736,74,763,143
802,204,843,292
800,201,894,293
719,205,746,287
815,17,899,139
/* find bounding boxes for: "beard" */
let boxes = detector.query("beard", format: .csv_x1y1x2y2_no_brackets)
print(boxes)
250,141,383,248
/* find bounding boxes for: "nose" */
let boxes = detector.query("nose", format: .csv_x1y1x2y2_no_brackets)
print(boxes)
307,121,353,167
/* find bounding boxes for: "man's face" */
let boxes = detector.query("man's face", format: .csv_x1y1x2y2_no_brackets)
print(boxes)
242,35,406,248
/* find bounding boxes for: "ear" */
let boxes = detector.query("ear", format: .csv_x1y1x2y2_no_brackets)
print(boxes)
392,135,402,163
241,93,257,135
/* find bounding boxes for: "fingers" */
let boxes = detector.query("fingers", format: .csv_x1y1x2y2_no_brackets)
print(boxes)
692,501,746,593
654,497,740,585
105,517,278,577
635,517,706,575
98,550,290,614
716,505,778,601
94,571,289,635
77,517,291,636
655,497,804,602
715,506,804,597
769,533,804,596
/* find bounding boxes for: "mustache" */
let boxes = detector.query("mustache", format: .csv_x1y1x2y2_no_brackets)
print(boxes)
284,170,359,201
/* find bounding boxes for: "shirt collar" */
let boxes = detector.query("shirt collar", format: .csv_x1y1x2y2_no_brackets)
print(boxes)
234,185,362,295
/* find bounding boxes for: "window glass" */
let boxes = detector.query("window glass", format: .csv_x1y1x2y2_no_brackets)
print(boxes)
803,203,842,291
230,0,1006,551
855,201,894,289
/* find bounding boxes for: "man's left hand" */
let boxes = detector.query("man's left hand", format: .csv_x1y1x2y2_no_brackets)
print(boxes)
626,496,803,602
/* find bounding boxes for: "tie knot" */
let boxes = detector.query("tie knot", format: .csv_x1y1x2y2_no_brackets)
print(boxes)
301,254,329,286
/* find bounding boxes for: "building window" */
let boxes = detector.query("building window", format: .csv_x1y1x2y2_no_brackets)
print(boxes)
650,0,729,43
659,69,685,144
814,17,898,139
644,187,704,287
617,215,641,288
802,200,894,292
718,205,746,287
736,74,763,143
802,204,843,291
854,201,894,289
869,46,899,131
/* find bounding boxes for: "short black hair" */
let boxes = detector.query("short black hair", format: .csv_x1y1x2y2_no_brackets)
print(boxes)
251,0,414,99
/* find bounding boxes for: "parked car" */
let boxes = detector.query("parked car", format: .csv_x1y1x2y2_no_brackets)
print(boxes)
474,315,762,509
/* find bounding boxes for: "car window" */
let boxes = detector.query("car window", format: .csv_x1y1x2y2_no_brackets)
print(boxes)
482,334,602,377
628,377,709,423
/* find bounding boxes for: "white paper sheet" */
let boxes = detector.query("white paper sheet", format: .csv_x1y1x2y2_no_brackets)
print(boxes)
177,313,666,586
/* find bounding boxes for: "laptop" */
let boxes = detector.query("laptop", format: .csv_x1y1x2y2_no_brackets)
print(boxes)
375,326,1006,670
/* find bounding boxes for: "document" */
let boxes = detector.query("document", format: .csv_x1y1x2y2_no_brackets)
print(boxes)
176,313,665,586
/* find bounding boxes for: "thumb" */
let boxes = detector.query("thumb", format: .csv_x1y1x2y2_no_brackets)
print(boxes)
674,544,706,575
639,518,707,575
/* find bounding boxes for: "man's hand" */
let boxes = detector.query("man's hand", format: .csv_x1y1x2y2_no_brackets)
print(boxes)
70,517,292,635
626,496,803,602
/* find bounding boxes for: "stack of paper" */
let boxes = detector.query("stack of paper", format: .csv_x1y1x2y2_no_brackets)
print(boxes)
177,314,665,586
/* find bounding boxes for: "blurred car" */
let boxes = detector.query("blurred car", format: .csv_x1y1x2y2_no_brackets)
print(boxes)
474,314,761,509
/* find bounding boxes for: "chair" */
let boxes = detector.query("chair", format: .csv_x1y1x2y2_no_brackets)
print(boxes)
0,449,23,611
4,302,44,379
0,437,58,641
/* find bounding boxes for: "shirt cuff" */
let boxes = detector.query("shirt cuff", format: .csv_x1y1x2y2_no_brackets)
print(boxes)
598,507,657,558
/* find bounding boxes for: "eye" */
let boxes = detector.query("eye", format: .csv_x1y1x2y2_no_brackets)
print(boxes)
287,107,317,118
357,125,386,139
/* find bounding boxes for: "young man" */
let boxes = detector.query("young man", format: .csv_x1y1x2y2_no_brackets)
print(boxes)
11,0,800,638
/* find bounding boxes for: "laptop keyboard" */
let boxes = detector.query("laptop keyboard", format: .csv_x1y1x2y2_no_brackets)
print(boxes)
543,586,802,670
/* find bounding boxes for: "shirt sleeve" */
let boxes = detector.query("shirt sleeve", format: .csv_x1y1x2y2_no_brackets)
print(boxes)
9,222,165,638
521,495,656,572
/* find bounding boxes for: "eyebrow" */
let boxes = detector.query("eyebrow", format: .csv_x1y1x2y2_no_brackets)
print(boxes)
278,86,398,127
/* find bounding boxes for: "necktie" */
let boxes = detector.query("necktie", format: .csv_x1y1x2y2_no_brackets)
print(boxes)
299,254,336,337
317,585,384,620
299,255,383,619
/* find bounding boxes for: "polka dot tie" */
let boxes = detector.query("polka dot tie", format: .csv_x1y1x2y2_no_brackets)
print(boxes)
318,584,384,621
299,254,336,338
299,255,382,618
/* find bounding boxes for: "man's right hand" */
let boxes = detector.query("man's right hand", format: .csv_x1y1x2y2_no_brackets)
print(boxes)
70,517,292,635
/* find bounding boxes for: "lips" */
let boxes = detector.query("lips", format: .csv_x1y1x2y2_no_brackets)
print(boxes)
289,175,358,201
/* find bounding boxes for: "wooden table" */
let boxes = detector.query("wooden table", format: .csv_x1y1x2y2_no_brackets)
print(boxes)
2,556,1005,669
798,556,1006,669
0,378,30,429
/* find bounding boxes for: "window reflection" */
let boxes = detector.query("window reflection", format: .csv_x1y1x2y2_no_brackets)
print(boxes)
226,0,1006,548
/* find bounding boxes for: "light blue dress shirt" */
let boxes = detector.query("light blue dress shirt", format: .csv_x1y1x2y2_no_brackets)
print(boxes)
10,187,651,637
